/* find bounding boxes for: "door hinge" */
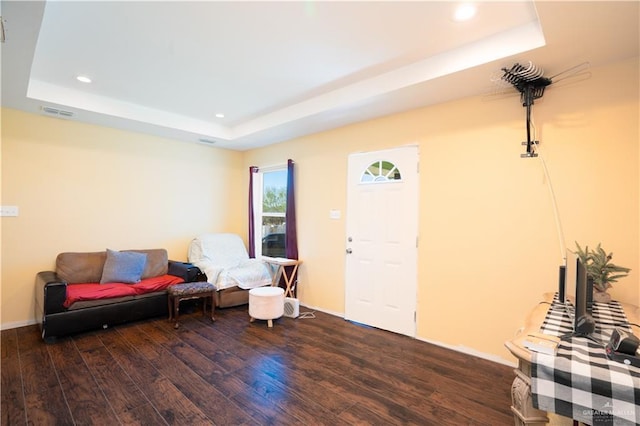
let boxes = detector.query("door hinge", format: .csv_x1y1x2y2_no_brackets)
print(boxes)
416,236,419,248
414,311,417,322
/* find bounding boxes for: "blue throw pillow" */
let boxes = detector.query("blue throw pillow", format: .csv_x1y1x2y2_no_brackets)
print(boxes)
100,249,147,284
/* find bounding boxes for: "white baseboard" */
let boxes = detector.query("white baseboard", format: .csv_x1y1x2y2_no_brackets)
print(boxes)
1,319,38,331
298,302,343,318
415,336,516,367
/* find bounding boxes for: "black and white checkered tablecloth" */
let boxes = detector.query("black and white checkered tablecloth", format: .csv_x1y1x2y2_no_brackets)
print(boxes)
531,294,640,426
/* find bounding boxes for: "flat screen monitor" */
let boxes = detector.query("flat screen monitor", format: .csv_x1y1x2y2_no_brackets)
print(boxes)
558,265,566,303
563,251,594,311
562,250,597,341
564,252,577,306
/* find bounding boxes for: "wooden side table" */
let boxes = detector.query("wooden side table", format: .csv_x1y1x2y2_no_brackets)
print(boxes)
262,256,302,298
167,282,216,329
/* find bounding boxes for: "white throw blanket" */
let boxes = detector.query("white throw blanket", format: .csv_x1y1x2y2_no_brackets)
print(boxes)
188,233,272,291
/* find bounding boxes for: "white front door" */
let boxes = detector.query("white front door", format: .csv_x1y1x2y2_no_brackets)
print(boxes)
345,146,419,337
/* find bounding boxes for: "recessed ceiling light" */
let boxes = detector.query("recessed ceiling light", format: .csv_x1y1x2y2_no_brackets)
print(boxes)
453,3,477,22
76,75,92,83
215,113,225,118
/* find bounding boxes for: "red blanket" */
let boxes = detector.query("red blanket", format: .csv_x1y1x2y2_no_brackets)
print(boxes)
64,274,184,308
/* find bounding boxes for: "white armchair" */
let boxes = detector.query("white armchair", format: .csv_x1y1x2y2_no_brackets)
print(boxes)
188,233,272,307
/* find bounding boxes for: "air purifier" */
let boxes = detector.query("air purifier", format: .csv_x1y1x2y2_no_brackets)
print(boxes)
284,297,299,318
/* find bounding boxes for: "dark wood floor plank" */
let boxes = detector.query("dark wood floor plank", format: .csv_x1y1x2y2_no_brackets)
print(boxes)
74,333,167,425
176,319,266,398
289,313,511,422
236,312,507,425
228,383,309,426
98,327,164,385
188,315,358,417
245,347,355,415
46,338,118,424
15,325,45,355
337,401,399,425
187,317,272,363
1,329,26,425
193,309,438,425
142,320,237,378
242,320,448,423
1,354,25,425
145,375,213,426
115,402,169,426
232,363,350,426
221,322,366,415
19,333,74,425
1,329,19,359
2,304,515,426
313,360,447,425
427,389,512,425
208,315,457,425
98,327,213,425
295,314,470,381
124,322,256,425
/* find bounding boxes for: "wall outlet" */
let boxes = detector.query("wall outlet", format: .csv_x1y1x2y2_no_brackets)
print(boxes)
0,206,19,217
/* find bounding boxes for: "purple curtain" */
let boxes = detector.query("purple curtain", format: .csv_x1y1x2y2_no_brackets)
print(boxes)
285,159,298,260
248,166,259,258
284,159,299,295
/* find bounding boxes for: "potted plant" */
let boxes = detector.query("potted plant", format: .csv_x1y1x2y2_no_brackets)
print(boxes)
574,242,631,303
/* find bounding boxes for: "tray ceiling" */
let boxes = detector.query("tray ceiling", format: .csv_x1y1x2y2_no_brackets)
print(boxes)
1,1,638,150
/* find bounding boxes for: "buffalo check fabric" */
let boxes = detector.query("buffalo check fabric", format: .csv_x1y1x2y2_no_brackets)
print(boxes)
531,294,640,425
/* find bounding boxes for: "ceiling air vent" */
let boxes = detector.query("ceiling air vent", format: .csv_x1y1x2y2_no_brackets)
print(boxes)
41,106,75,119
197,138,217,146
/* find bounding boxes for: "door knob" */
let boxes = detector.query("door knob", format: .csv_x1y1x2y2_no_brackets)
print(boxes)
346,248,353,254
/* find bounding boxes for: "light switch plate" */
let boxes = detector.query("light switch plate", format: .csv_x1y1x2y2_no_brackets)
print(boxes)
329,209,341,220
0,206,19,217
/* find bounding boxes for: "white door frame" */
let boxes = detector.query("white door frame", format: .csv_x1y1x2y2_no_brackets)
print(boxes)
344,145,419,337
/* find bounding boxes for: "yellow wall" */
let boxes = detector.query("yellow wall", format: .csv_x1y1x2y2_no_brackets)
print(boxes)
1,58,638,364
244,58,639,363
1,110,245,328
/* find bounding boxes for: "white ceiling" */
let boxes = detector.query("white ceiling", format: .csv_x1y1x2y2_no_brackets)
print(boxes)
1,1,638,151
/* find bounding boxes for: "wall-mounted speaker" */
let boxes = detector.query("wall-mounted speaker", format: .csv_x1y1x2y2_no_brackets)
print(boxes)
284,297,299,318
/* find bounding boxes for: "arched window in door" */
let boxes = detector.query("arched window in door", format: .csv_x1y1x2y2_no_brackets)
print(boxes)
360,160,402,183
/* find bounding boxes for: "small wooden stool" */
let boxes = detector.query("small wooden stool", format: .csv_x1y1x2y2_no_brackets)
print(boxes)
168,282,215,329
249,286,284,328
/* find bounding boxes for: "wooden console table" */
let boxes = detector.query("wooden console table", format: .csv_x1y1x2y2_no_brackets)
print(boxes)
262,256,302,298
505,293,640,426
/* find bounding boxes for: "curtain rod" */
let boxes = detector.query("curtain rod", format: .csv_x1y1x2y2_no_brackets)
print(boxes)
256,162,288,172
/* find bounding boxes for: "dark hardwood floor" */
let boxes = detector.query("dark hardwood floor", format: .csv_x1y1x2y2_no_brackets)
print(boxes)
2,304,515,425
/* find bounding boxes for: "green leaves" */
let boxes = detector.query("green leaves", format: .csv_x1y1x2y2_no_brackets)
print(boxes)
573,242,631,292
263,186,286,213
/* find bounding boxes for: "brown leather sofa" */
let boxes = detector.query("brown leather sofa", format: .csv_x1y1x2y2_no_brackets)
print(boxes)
35,248,203,342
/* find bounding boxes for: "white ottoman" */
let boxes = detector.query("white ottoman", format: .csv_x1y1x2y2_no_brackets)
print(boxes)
249,286,284,328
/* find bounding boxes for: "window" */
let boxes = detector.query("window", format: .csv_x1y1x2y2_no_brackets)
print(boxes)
255,168,287,257
360,160,402,183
